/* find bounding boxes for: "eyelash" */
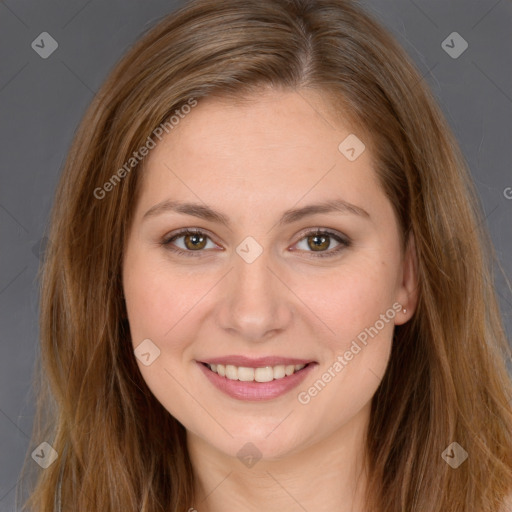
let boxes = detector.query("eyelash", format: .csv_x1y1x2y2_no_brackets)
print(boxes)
160,228,351,259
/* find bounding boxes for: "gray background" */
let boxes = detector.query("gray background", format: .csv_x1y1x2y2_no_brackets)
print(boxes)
1,0,511,510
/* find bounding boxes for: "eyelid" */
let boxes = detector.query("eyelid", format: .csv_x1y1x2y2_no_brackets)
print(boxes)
161,227,351,258
294,226,350,245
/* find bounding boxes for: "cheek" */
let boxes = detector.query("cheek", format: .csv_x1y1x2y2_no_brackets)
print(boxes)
123,255,204,419
294,266,396,427
123,250,205,344
291,257,397,410
292,259,398,350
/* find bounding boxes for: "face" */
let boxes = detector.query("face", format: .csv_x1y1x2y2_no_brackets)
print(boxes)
122,89,417,461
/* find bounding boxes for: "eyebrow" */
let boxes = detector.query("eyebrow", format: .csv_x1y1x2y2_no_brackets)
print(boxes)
142,197,370,228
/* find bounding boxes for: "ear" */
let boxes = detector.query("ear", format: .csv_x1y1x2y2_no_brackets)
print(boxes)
394,232,419,325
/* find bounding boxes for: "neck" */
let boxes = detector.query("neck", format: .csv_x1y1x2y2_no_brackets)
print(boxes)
187,402,372,512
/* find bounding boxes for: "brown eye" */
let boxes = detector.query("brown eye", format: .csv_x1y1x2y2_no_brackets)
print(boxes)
162,228,350,259
307,233,331,252
183,232,207,250
294,229,351,258
162,229,217,256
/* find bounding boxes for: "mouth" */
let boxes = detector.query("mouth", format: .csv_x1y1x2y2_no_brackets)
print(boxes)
201,362,311,382
196,357,317,401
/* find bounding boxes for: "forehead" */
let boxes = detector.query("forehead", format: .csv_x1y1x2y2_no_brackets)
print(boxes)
136,89,382,220
166,89,358,156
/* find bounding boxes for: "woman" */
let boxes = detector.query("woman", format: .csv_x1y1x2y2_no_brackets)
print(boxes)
20,0,512,510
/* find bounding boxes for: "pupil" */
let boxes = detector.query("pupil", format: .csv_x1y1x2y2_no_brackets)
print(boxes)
186,233,205,250
311,234,328,250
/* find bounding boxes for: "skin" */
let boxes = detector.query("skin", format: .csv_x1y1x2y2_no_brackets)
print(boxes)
122,88,418,512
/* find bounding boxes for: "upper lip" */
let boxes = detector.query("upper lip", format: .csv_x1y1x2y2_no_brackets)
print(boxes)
199,355,316,368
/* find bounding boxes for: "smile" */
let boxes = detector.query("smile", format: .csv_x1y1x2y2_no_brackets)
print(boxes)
197,358,317,401
204,363,307,382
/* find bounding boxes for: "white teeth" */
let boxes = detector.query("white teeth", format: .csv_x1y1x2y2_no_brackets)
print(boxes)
273,365,285,379
225,365,238,380
207,362,308,381
237,367,254,381
254,367,273,382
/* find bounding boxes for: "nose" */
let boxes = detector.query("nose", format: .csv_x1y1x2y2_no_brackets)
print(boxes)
216,248,293,343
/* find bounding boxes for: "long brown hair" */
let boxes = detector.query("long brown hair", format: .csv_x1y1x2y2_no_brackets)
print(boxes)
18,0,512,510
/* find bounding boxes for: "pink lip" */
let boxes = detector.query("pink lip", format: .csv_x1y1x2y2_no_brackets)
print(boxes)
197,360,317,401
199,355,314,367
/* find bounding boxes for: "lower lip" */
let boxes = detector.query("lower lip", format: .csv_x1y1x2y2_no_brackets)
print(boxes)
197,362,316,401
